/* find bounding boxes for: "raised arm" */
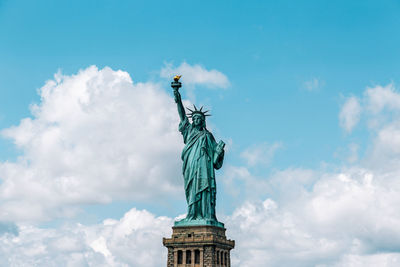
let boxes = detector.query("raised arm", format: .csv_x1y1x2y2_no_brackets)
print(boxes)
174,89,187,122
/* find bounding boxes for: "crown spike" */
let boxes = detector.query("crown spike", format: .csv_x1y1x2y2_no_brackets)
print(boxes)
185,104,212,119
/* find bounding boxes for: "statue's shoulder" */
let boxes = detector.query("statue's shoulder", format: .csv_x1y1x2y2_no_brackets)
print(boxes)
205,129,215,139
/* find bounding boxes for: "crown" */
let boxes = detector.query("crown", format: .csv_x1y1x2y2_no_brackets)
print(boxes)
186,105,211,118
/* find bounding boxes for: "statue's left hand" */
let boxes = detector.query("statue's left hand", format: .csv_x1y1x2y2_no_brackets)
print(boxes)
215,141,225,155
213,141,225,168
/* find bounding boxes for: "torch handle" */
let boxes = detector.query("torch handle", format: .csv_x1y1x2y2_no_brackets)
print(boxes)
171,81,182,91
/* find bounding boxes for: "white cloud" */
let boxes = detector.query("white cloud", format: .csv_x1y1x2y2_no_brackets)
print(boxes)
0,66,184,223
365,84,400,114
4,165,400,267
339,96,361,133
365,120,400,171
227,167,400,267
347,143,359,163
339,84,400,170
221,165,270,199
335,143,360,164
339,84,400,133
224,84,400,266
0,207,172,267
160,62,230,89
240,142,282,167
303,78,323,92
2,67,400,267
334,253,400,267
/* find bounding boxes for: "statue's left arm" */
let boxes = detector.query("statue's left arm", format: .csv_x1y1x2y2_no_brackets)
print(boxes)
213,140,225,169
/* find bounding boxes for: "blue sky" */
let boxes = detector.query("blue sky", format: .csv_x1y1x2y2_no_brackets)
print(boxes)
1,0,399,167
1,1,400,266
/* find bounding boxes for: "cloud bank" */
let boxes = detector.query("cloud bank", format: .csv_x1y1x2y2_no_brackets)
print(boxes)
1,66,400,267
0,66,183,223
225,83,400,266
0,208,172,267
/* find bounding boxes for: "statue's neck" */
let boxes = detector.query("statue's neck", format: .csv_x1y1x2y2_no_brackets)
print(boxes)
194,125,204,131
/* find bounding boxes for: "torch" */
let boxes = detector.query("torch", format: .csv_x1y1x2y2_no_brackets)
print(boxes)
171,75,182,92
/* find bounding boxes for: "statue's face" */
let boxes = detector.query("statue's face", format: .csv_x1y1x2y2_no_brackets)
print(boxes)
192,114,204,127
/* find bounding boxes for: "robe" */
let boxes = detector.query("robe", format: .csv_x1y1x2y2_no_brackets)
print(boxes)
179,117,224,221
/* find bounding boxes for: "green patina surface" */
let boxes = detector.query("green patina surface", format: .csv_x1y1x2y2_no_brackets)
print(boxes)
174,218,224,228
172,79,225,228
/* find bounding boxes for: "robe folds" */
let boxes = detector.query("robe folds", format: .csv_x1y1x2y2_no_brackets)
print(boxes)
179,118,224,221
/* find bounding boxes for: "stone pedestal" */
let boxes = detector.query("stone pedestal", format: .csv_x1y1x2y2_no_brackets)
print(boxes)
163,225,235,267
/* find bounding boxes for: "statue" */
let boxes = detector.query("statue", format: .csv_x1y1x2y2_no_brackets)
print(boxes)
172,76,225,227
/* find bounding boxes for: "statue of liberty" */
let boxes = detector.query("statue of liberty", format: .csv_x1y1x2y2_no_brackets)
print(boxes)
172,76,225,227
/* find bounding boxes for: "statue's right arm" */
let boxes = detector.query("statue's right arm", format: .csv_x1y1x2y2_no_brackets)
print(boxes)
174,90,186,122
